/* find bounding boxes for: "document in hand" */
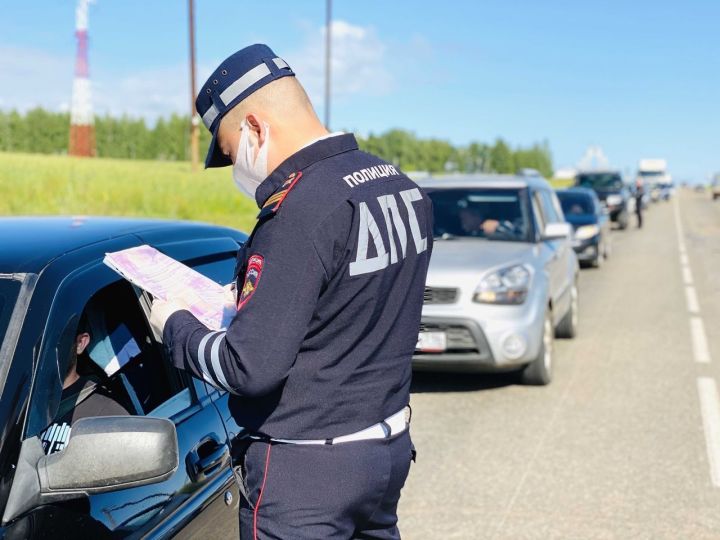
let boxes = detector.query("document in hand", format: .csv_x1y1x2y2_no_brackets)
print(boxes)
104,245,236,331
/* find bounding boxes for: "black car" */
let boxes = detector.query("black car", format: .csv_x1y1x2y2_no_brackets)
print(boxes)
0,217,251,539
556,188,611,268
575,171,631,229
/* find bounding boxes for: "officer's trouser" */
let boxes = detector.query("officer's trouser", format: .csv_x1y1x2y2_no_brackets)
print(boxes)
239,430,414,540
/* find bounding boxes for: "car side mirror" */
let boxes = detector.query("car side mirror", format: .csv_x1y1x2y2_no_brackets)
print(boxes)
39,416,178,494
2,416,178,525
542,222,572,240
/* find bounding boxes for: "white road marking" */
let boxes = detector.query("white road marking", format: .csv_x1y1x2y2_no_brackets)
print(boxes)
691,317,711,364
673,197,684,230
682,265,694,285
676,196,718,490
673,197,687,253
697,378,720,487
685,286,700,314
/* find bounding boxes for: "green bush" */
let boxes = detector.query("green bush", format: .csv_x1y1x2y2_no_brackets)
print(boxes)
0,108,554,177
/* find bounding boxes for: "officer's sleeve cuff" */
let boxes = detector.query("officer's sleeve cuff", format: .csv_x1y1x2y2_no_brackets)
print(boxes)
162,309,201,347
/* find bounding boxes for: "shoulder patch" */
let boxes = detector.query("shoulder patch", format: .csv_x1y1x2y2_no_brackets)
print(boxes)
257,171,303,220
237,254,264,310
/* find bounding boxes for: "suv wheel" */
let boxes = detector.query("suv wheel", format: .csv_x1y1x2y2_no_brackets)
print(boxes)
521,309,554,385
556,282,578,338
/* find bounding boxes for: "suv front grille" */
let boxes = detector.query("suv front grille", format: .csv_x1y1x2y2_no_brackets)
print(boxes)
423,287,458,305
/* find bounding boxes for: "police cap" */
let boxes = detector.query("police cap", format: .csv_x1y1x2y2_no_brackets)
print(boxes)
195,44,295,168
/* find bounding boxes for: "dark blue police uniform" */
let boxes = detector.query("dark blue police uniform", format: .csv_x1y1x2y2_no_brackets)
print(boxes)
163,44,433,539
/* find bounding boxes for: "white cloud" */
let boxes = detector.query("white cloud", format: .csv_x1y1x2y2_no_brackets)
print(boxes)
286,20,394,109
0,45,73,112
0,43,205,123
93,64,192,121
0,19,393,122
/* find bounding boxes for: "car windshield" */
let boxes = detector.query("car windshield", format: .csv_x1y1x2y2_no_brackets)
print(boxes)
557,193,594,216
427,188,531,242
577,173,623,190
0,277,22,353
639,171,663,177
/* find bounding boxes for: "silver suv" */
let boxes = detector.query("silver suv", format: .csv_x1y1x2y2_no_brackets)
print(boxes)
414,174,579,385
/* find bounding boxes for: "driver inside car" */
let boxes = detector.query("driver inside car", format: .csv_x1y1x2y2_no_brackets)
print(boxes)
40,316,130,455
459,206,501,236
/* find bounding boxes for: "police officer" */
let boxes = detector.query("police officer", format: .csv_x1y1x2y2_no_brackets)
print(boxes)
635,178,645,228
149,44,433,539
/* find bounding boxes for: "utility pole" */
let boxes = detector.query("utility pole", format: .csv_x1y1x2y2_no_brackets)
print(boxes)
188,0,199,171
324,0,332,130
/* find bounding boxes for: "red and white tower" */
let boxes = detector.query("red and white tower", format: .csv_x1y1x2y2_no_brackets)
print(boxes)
69,0,95,157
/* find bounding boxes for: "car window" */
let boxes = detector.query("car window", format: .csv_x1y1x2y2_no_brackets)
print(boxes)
39,280,188,454
426,188,532,242
64,253,238,415
576,172,623,190
88,282,185,414
0,277,21,352
36,251,239,454
549,191,565,220
532,192,547,233
539,190,562,223
558,193,593,216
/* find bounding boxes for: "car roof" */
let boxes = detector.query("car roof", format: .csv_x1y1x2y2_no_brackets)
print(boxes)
0,216,242,274
416,173,552,190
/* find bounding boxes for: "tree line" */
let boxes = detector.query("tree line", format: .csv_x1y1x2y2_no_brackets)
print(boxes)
0,108,553,177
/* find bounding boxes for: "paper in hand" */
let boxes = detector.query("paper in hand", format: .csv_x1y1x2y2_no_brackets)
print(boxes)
104,245,236,331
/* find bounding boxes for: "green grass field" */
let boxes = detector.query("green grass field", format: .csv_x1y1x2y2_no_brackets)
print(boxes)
1,151,574,233
549,178,574,188
0,151,259,232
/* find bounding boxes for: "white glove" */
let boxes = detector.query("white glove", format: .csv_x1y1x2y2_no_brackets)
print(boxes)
150,298,189,342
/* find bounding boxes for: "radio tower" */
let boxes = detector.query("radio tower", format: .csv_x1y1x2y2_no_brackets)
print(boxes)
69,0,95,157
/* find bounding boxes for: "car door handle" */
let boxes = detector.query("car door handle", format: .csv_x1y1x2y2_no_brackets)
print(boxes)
187,434,230,483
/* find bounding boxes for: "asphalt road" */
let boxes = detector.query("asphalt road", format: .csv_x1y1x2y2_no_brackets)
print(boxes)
399,189,720,539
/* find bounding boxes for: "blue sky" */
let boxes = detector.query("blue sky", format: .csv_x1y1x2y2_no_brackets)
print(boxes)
1,0,718,181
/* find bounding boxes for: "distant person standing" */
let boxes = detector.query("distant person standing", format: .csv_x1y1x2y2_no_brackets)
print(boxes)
635,179,645,228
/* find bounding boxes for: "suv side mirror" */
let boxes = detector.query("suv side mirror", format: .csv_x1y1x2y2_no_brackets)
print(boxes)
2,416,178,525
542,222,572,240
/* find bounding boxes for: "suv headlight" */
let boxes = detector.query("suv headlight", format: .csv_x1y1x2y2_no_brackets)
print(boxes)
474,264,531,305
574,224,600,240
606,194,623,206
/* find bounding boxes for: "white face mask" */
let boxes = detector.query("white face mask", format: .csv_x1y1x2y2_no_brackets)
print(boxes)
232,119,270,199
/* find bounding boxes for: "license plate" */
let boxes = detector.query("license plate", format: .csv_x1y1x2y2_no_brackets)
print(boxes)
416,331,447,352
